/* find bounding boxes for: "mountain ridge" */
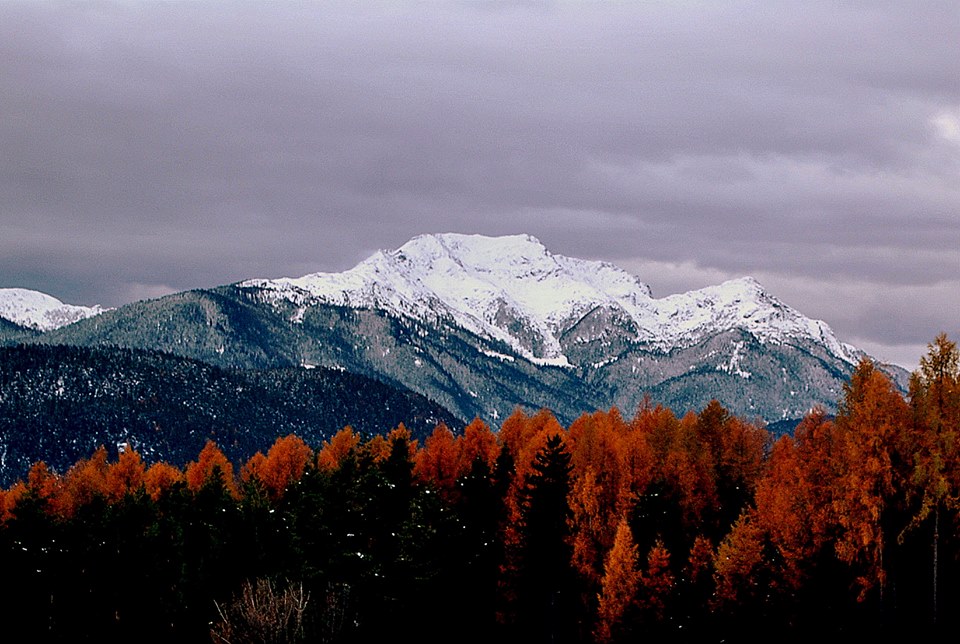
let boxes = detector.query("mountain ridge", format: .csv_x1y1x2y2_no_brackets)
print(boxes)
243,233,862,369
0,287,106,332
2,233,910,427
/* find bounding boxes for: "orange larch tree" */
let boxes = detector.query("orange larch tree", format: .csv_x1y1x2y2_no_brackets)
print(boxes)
903,333,960,625
639,539,674,622
240,452,268,488
0,481,26,524
594,516,641,643
713,510,766,607
185,440,238,499
23,461,62,517
316,426,361,472
248,434,314,501
413,423,461,499
620,406,660,506
105,447,147,503
56,446,110,518
568,466,606,585
497,408,536,461
831,358,910,601
458,416,500,477
663,411,718,532
385,423,419,461
567,409,630,584
144,461,184,501
750,434,816,593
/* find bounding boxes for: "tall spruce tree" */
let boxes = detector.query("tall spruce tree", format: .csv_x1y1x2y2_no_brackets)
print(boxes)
514,432,577,642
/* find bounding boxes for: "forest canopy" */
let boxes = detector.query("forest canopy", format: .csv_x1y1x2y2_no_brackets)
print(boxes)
0,334,957,643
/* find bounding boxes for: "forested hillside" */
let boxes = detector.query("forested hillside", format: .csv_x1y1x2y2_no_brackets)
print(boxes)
0,334,956,642
0,344,460,486
0,317,36,344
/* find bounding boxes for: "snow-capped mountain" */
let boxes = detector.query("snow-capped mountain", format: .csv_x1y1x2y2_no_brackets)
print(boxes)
23,233,905,427
0,288,105,332
243,233,861,369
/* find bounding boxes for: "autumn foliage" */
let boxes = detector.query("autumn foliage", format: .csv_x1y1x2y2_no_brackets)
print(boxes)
1,334,959,642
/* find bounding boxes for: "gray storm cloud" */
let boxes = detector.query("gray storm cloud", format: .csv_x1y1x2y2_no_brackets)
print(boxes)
1,1,957,370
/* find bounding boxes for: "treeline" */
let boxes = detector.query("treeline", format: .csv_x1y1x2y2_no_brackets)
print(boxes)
0,334,958,642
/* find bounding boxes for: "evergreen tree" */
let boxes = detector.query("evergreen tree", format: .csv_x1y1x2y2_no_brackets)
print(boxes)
513,432,577,642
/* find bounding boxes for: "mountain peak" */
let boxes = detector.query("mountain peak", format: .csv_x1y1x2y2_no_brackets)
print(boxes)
394,233,551,270
719,275,764,291
0,288,105,332
701,276,774,307
243,234,858,367
407,231,544,248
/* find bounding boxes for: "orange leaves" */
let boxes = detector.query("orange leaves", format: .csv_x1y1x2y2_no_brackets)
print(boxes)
413,423,460,498
568,409,629,515
0,482,25,524
640,540,674,619
569,467,606,583
16,447,151,519
717,416,767,495
566,411,635,584
1,446,155,517
56,446,110,517
660,411,718,527
144,461,184,501
459,417,500,474
497,407,538,458
242,434,313,500
185,440,238,498
752,436,816,566
685,535,714,588
739,365,914,604
906,333,960,527
316,426,361,471
106,448,146,502
594,516,641,643
831,360,910,598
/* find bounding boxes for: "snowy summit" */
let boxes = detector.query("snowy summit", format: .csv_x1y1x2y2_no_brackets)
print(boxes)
0,288,105,332
243,233,861,367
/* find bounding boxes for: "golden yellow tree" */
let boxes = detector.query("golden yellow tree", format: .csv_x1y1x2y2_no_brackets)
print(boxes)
904,333,960,624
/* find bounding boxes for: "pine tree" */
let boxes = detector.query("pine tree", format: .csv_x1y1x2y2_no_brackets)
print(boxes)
512,432,577,642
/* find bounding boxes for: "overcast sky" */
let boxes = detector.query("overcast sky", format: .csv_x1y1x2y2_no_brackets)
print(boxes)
2,1,958,371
